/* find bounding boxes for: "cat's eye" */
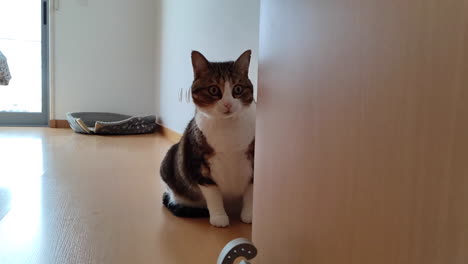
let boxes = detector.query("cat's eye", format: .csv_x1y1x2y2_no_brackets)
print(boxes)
233,85,244,96
208,86,220,96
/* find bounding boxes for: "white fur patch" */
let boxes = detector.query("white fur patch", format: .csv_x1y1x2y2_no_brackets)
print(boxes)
199,185,229,227
241,184,253,223
195,102,256,199
209,214,229,227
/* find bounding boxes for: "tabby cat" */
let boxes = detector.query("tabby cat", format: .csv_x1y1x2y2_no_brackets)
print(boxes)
160,50,255,227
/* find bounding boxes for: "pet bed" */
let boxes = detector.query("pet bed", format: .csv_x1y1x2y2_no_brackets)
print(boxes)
0,51,12,85
66,112,157,135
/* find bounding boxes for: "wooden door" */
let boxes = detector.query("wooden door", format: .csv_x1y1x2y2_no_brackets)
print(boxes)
253,0,468,263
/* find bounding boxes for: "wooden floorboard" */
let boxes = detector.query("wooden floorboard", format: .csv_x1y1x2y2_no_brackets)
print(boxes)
0,127,250,264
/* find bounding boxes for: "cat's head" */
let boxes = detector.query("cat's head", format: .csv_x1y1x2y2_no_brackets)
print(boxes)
191,50,254,119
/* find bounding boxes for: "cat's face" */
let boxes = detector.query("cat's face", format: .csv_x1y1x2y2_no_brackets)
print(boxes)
191,50,254,119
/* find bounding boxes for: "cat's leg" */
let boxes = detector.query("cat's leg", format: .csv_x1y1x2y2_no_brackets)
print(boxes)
199,184,229,227
241,183,253,224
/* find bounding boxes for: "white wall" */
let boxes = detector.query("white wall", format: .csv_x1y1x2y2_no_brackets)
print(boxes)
52,0,156,119
155,0,261,133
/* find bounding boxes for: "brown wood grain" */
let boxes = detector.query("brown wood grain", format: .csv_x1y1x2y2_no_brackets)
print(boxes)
253,1,468,263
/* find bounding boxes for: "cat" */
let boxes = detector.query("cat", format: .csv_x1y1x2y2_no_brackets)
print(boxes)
160,50,255,227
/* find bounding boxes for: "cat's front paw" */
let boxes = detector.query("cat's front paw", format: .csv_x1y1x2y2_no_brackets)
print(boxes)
210,214,230,227
241,208,252,224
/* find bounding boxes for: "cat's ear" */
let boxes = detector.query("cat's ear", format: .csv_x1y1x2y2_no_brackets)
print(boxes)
234,50,252,76
191,51,210,78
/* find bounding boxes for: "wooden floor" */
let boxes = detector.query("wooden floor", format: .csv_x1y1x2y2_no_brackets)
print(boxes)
0,128,251,264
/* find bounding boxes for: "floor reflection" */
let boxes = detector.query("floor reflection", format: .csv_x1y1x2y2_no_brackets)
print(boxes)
0,136,43,259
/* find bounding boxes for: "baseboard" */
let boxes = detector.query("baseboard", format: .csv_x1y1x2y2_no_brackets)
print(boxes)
49,119,70,128
160,125,182,143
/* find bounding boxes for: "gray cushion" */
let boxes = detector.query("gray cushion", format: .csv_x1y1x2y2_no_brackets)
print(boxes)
66,112,158,135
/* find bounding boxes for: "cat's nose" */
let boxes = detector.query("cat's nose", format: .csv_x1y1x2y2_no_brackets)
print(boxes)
224,102,232,109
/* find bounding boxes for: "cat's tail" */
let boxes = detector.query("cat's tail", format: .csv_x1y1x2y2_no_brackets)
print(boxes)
162,192,209,218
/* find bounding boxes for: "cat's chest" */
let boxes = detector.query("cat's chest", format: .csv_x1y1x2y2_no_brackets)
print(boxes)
204,124,254,152
195,110,255,152
207,151,252,197
195,109,255,197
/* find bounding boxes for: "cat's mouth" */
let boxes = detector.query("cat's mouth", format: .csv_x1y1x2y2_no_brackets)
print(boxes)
222,110,236,118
